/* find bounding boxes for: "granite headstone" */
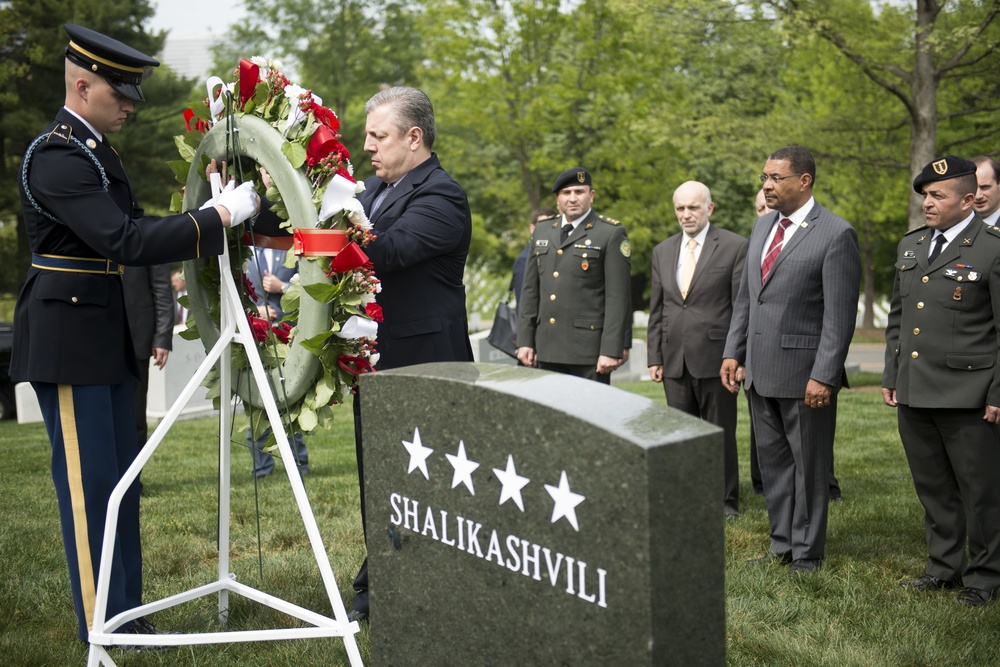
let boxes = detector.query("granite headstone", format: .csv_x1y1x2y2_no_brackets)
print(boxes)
360,362,724,666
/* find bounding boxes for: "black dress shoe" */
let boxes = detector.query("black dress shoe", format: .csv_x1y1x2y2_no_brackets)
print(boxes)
957,587,992,606
724,504,739,520
899,574,960,591
116,617,172,652
347,609,368,623
789,558,822,574
748,552,792,566
830,495,844,504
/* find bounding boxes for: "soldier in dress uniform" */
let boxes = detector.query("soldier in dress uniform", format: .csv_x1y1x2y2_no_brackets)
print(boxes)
10,24,258,642
516,167,631,384
883,156,1000,607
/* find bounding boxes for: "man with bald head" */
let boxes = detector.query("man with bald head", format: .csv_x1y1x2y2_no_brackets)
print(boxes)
648,181,748,518
12,24,258,643
973,156,1000,226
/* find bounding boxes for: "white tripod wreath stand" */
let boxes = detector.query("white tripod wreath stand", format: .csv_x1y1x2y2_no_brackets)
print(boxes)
86,177,364,666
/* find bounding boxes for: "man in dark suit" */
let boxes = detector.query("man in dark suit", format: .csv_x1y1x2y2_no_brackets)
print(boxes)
721,146,861,574
516,167,632,384
244,246,309,477
10,24,257,643
122,263,173,452
349,86,474,621
883,156,1000,607
648,181,748,519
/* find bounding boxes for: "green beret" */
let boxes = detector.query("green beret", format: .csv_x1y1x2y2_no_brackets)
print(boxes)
913,155,976,194
552,167,592,193
64,23,159,102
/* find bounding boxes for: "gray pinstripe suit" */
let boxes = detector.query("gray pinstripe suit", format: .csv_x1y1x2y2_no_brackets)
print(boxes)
724,203,861,561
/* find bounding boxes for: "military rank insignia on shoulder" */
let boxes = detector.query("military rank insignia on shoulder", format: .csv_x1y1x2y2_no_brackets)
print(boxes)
46,124,73,143
984,225,1000,240
903,224,929,237
538,213,560,224
598,214,622,226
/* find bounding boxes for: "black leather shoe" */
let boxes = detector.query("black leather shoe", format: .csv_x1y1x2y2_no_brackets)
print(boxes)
789,558,822,574
899,574,960,591
748,552,792,566
957,587,992,606
830,495,844,504
724,504,739,520
116,617,172,652
347,609,368,623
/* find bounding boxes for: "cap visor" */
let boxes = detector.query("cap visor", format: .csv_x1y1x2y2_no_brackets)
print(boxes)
111,80,144,102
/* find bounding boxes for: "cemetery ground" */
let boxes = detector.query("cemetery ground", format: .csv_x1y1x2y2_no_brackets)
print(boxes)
2,373,999,666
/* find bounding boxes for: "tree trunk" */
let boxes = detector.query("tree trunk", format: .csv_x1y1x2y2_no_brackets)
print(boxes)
908,0,939,230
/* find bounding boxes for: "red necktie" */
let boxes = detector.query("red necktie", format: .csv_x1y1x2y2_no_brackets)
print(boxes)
761,218,792,284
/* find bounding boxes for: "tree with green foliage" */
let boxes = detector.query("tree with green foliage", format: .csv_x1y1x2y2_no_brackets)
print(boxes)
760,0,1000,230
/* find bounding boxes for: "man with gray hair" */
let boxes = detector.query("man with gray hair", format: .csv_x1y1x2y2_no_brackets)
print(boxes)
350,86,474,622
648,181,748,518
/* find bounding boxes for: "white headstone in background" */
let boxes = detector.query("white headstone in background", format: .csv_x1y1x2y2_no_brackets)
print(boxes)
146,327,216,420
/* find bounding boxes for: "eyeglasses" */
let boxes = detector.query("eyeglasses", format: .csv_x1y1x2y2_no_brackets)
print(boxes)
759,173,799,184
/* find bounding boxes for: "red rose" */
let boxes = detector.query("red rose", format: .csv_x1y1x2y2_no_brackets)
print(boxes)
365,302,384,323
272,321,293,343
242,273,259,303
247,314,270,343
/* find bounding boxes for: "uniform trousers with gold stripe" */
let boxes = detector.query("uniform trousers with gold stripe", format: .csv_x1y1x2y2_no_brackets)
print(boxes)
32,381,141,642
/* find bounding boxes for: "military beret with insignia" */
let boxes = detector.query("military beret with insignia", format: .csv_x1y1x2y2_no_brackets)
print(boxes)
913,155,977,194
552,166,592,193
64,24,159,102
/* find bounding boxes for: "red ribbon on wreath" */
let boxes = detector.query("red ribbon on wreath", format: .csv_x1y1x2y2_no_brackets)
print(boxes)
239,59,260,109
338,355,374,376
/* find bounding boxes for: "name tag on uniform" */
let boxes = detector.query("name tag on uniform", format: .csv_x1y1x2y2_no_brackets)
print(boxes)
535,239,549,247
903,250,915,258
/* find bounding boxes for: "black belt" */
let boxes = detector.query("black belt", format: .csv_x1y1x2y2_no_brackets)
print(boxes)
32,254,124,276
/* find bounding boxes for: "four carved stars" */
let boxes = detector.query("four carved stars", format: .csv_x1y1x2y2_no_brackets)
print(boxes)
400,430,586,528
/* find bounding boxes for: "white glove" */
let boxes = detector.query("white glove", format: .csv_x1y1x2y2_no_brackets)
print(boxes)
199,177,232,210
216,181,259,227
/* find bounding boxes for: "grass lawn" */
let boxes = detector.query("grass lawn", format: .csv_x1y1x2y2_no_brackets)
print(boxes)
2,381,998,666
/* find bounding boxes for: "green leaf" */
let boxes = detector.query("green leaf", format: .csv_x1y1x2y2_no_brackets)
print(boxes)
281,141,307,169
173,134,196,161
299,330,334,356
298,406,318,432
169,191,184,214
280,285,300,314
303,281,345,303
167,160,191,185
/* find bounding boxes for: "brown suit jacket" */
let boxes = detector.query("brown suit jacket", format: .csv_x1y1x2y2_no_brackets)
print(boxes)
648,223,748,379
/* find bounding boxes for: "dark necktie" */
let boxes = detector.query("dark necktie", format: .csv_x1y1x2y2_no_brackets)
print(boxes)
561,224,572,243
761,218,793,284
927,233,947,263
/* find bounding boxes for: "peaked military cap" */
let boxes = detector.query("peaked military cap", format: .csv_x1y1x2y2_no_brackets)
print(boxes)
64,23,159,102
913,155,977,194
552,166,592,193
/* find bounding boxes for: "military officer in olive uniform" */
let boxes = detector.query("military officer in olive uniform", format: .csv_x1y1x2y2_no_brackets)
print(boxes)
517,167,631,384
11,25,258,642
883,156,1000,607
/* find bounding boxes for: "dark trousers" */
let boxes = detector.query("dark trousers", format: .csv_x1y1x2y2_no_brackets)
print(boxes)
749,387,836,561
351,390,369,615
748,389,840,497
34,381,142,642
245,428,309,478
898,404,1000,590
538,361,610,385
664,367,738,508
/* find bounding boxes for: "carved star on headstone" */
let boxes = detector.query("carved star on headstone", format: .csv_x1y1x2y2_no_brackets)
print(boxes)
401,427,434,480
445,440,479,495
545,471,585,532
